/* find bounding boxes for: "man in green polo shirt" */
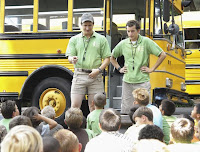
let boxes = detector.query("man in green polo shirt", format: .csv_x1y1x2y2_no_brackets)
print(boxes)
110,20,166,114
66,13,111,112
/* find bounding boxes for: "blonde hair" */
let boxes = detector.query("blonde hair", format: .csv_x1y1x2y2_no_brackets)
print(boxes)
1,125,43,152
132,88,149,106
54,129,79,152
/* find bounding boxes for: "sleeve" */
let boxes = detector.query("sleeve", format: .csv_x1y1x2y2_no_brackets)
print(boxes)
147,38,163,57
112,41,123,58
86,116,92,130
85,129,95,140
65,37,77,57
41,124,50,136
100,37,111,59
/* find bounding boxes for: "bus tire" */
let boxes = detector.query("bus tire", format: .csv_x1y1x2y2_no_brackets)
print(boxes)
31,77,71,126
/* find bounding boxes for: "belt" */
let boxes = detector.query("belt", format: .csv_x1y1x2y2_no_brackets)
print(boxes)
75,68,92,73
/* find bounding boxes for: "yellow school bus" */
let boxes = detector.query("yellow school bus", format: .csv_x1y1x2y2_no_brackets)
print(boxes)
183,11,200,99
0,0,191,123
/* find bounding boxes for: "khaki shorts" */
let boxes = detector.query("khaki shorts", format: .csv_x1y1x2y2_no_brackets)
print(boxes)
121,81,151,114
71,70,104,95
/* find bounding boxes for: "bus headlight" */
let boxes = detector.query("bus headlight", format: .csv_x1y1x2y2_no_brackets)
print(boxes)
181,82,186,91
166,78,173,88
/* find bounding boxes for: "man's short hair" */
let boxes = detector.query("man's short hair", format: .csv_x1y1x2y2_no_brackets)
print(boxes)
171,118,194,143
133,107,153,122
99,108,121,131
1,100,16,119
126,20,140,30
54,129,79,152
9,115,32,130
161,99,176,116
41,105,56,119
65,108,83,129
22,107,41,128
43,136,61,152
180,114,194,124
94,93,106,108
132,88,149,106
138,125,164,142
129,104,140,123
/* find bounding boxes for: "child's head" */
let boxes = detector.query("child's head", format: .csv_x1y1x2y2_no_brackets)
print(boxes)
23,106,41,128
171,118,194,143
99,108,121,131
54,129,82,152
191,103,200,120
1,100,19,119
129,104,140,124
159,99,176,116
93,92,106,108
133,107,153,125
64,108,83,129
9,115,32,130
0,125,7,143
43,136,61,152
132,88,149,106
1,125,43,152
138,125,164,142
41,105,56,120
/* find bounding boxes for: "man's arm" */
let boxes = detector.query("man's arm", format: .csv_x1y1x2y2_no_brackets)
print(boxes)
110,55,127,73
140,51,166,73
89,57,110,78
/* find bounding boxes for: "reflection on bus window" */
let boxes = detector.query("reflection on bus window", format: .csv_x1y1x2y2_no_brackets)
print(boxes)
5,1,33,32
73,0,104,31
38,0,68,31
184,28,200,49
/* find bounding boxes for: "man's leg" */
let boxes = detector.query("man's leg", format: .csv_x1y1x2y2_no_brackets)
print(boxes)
71,94,85,108
88,94,95,112
121,81,134,114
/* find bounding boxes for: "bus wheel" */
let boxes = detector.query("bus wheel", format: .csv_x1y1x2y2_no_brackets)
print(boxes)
31,77,71,126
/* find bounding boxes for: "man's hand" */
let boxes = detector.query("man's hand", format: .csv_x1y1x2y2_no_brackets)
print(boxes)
89,69,100,79
140,66,153,73
68,56,78,64
119,66,128,73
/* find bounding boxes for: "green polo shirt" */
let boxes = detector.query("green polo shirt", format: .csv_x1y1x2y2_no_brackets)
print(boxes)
112,35,163,83
66,31,111,70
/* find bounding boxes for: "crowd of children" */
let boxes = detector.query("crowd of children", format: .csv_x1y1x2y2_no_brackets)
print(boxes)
0,90,200,152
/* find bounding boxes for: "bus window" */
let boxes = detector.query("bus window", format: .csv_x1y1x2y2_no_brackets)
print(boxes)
184,28,200,49
38,0,68,31
73,0,104,31
5,1,33,32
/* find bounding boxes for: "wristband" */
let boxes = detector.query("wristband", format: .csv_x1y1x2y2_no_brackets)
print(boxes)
117,67,121,71
98,67,103,73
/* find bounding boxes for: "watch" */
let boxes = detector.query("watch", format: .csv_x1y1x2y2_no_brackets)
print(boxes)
117,67,121,71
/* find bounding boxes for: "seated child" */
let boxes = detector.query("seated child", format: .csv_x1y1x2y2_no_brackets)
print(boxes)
87,93,106,136
9,115,32,130
43,136,61,152
23,106,57,136
159,99,176,144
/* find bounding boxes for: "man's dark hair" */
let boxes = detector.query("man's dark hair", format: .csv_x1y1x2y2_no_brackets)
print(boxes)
43,136,61,152
129,104,140,123
133,107,153,122
180,114,194,124
99,108,121,131
9,115,32,130
161,99,176,116
23,106,41,128
1,100,16,119
126,20,140,30
138,125,164,142
195,103,200,114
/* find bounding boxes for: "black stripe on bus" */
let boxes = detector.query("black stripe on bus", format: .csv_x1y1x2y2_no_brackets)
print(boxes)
0,54,66,59
0,71,28,76
186,64,200,69
185,80,200,85
0,92,18,98
0,31,104,40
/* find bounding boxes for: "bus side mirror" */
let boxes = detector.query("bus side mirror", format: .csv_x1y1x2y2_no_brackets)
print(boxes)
164,23,169,34
163,0,170,22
